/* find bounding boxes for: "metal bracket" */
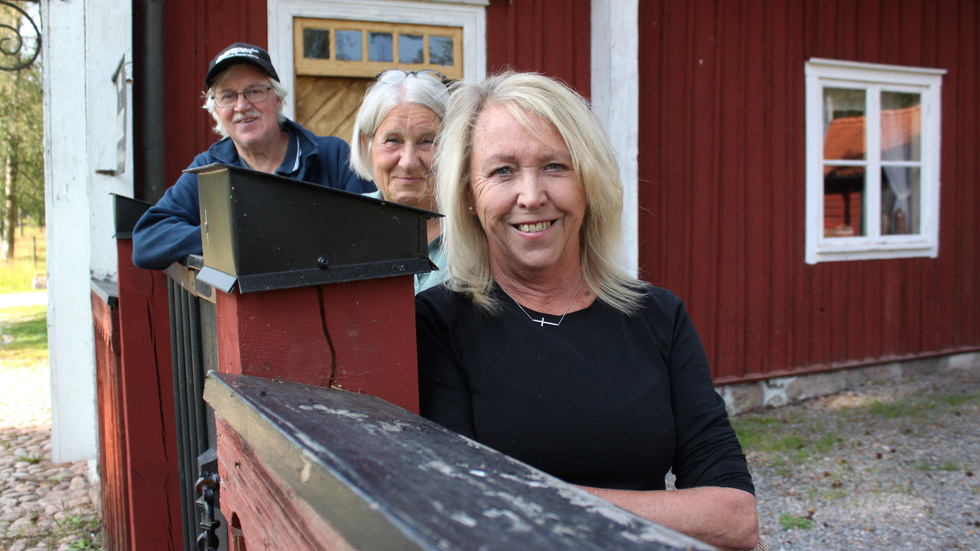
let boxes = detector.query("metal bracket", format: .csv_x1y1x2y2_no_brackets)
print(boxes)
196,448,222,551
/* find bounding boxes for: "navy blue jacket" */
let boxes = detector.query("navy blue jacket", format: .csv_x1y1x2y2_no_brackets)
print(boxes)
132,118,374,269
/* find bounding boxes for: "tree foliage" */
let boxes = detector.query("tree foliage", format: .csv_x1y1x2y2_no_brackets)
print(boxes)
1,2,44,260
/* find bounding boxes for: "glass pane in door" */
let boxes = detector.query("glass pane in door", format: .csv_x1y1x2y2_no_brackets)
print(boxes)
399,34,424,64
303,29,330,60
336,30,362,61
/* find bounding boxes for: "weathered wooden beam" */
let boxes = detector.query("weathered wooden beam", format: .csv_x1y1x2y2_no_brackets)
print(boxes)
204,371,717,551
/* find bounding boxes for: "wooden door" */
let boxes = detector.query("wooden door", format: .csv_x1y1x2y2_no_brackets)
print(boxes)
294,76,371,144
291,17,464,144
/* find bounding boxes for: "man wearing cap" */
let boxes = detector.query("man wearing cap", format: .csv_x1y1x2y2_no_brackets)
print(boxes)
132,42,375,269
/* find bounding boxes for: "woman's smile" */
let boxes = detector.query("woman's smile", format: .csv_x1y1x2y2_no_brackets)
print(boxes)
468,105,586,280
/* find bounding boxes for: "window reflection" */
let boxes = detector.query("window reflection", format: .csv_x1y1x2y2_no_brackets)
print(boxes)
881,166,920,235
368,32,393,62
880,92,922,236
823,87,867,238
303,29,330,60
429,36,454,66
399,34,424,64
336,30,362,61
824,166,866,237
881,92,921,161
823,88,866,161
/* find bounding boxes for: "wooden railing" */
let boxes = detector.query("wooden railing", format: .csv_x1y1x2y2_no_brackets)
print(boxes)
204,371,717,551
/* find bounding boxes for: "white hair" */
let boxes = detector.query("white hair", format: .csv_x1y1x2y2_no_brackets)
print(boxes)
350,73,450,181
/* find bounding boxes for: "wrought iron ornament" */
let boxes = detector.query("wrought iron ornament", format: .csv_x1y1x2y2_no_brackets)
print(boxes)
0,1,41,71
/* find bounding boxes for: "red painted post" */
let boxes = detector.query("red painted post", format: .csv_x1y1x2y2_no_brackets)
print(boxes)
196,165,432,549
91,287,129,551
214,275,420,414
115,237,182,550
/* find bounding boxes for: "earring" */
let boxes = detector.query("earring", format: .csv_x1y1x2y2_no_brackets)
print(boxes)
468,206,474,213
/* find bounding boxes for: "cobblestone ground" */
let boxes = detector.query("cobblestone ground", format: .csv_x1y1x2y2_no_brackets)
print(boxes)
0,360,103,551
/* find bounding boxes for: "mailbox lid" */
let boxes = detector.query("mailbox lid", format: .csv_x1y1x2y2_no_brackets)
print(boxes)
191,163,440,293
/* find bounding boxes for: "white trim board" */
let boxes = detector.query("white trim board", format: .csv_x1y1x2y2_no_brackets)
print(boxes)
591,0,639,277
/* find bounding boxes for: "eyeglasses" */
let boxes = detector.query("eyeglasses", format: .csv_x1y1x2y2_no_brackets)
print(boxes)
375,69,449,85
213,86,273,108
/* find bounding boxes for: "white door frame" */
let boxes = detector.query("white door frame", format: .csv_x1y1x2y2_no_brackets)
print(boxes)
267,0,488,122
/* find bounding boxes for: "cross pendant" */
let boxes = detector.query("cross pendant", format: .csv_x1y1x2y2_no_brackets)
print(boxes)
533,317,559,327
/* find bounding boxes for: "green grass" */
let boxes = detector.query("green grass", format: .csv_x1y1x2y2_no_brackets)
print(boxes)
59,514,103,550
938,392,980,407
0,225,49,368
913,460,961,472
730,416,789,450
867,399,933,418
0,304,48,368
731,414,842,462
864,390,978,420
778,513,816,531
0,224,46,293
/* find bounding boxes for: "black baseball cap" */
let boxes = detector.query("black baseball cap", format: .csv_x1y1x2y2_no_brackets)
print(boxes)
205,43,280,89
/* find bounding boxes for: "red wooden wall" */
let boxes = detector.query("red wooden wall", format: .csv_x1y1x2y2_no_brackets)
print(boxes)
486,0,592,97
156,0,590,196
148,0,978,386
115,241,182,550
638,0,980,382
162,0,269,191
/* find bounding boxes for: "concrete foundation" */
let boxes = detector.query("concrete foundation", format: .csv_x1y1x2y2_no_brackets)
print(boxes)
717,351,980,415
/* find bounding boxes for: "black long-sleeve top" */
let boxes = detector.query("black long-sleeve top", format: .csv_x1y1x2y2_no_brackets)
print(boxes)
416,284,754,495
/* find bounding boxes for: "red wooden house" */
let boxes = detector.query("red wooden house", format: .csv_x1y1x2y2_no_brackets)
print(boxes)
126,0,980,386
79,0,979,548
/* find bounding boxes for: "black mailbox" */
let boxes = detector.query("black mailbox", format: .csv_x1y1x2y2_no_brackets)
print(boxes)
112,194,153,239
190,163,440,294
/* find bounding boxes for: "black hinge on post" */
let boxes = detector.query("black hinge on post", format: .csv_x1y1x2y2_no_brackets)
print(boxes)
196,447,222,551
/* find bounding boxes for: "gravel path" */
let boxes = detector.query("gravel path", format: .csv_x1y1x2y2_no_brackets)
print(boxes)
1,295,102,551
743,364,979,550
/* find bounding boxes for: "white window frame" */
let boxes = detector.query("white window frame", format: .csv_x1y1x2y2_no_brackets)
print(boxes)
804,58,945,264
267,0,487,122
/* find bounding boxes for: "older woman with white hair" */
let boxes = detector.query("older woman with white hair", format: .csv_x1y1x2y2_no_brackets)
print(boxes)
416,72,760,551
351,69,450,293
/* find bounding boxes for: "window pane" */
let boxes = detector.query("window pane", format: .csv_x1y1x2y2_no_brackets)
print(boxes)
303,29,330,60
823,88,866,161
824,165,865,237
399,34,424,64
881,166,920,235
336,30,362,61
881,92,921,161
368,32,393,62
429,36,454,66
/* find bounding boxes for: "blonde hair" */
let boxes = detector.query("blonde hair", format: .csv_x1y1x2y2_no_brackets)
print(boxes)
435,72,644,314
203,64,288,138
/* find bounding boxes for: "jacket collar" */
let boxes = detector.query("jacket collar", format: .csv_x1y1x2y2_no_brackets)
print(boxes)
207,118,318,176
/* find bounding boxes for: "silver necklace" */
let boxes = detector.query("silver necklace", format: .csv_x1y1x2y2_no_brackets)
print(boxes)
508,278,584,327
